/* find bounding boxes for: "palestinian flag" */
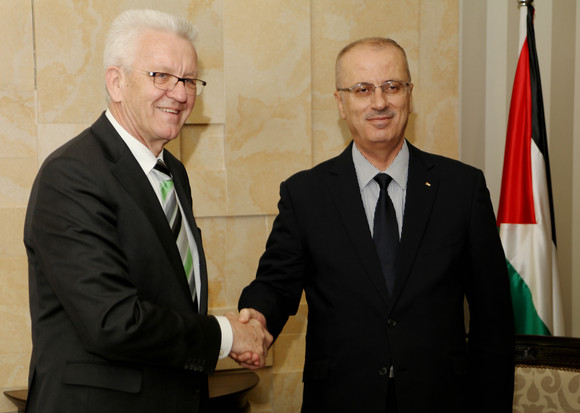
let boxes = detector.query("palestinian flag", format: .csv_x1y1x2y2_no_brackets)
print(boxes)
497,4,564,336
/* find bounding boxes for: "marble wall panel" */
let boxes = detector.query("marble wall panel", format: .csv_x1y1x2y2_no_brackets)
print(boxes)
311,0,421,165
416,0,459,158
281,301,308,336
188,168,228,217
186,0,225,125
0,257,31,354
180,124,227,216
0,160,37,209
0,92,36,159
419,0,459,89
1,1,34,92
0,1,33,395
312,108,351,165
311,0,421,98
1,13,36,389
223,0,312,216
34,0,223,124
196,216,228,308
223,215,270,304
0,209,27,258
0,2,462,412
34,0,108,123
247,368,273,412
273,370,304,413
197,215,269,311
164,135,182,160
273,333,306,374
0,352,30,408
0,256,31,411
36,123,90,165
180,124,224,165
413,93,458,157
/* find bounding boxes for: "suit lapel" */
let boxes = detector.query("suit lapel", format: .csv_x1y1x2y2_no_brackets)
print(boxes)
392,143,438,301
327,143,391,306
321,141,439,309
92,114,198,309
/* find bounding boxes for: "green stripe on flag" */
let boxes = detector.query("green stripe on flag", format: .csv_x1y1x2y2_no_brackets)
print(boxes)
506,259,551,335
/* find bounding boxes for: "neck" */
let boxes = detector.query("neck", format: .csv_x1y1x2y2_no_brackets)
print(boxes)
108,105,165,157
356,138,404,171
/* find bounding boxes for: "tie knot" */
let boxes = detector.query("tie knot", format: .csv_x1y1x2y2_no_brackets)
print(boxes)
154,159,172,178
374,173,393,190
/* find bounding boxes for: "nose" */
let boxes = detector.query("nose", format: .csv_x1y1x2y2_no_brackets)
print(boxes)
370,87,388,109
167,80,189,102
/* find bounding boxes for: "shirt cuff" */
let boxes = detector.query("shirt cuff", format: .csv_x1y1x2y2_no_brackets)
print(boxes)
215,315,233,359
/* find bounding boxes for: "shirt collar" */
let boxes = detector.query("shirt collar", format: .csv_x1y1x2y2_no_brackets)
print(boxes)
105,109,163,175
352,140,409,191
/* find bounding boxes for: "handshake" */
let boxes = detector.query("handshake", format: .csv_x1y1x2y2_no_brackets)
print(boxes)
225,308,273,369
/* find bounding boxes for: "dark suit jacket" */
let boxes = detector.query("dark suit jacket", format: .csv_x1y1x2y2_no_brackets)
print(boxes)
24,113,221,413
239,141,515,412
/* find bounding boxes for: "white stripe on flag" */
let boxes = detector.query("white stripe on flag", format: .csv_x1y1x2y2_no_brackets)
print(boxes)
499,139,564,335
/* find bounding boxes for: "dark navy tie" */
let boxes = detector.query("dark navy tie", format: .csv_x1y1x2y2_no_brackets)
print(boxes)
373,173,399,295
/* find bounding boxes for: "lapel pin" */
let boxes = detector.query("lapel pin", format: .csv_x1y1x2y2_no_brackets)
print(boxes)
425,181,431,187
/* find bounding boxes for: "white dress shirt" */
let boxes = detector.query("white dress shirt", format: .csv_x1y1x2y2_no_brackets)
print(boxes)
352,140,409,237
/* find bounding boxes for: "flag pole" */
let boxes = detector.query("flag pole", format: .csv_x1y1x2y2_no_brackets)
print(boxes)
517,2,529,57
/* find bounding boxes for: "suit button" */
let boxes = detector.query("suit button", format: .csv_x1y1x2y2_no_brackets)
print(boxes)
379,367,389,376
387,319,397,328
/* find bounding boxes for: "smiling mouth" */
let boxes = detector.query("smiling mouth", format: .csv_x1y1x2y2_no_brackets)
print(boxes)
159,107,179,114
368,116,392,125
367,109,396,125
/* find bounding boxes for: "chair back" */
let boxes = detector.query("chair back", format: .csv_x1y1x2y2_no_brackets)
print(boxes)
513,335,580,412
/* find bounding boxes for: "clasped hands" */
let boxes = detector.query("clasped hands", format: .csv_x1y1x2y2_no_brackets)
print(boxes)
225,308,272,369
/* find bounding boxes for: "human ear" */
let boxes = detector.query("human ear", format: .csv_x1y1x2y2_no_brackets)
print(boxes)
105,66,124,103
334,91,347,120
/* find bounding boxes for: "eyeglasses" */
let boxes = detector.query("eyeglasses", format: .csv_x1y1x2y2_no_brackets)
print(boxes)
128,68,207,96
337,80,412,98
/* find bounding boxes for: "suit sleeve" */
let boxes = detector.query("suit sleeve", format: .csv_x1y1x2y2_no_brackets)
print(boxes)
25,154,221,372
465,169,515,410
239,180,305,339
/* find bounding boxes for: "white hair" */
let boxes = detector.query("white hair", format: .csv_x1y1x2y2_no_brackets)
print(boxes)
103,9,197,70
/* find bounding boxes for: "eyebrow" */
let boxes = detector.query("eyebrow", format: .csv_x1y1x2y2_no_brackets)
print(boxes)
152,67,197,78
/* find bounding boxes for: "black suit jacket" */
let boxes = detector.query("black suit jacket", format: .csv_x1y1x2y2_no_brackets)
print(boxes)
239,141,515,412
24,113,221,413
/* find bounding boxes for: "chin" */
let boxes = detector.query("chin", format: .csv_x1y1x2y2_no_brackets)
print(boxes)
157,127,180,141
369,136,396,144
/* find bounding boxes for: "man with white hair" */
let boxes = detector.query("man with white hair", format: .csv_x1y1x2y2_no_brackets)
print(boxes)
24,9,271,413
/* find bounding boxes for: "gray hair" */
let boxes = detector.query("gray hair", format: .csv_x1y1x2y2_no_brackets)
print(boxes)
335,37,411,89
103,9,197,70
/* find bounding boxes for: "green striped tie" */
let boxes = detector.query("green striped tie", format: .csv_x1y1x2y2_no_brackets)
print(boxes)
153,160,198,308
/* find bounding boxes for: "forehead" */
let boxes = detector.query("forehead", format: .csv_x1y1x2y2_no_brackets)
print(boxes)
339,45,407,84
133,29,198,72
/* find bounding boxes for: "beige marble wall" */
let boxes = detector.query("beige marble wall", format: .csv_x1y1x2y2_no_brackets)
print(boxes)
0,1,459,412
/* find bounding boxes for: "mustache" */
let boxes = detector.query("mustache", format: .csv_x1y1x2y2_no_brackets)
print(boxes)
366,109,396,120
